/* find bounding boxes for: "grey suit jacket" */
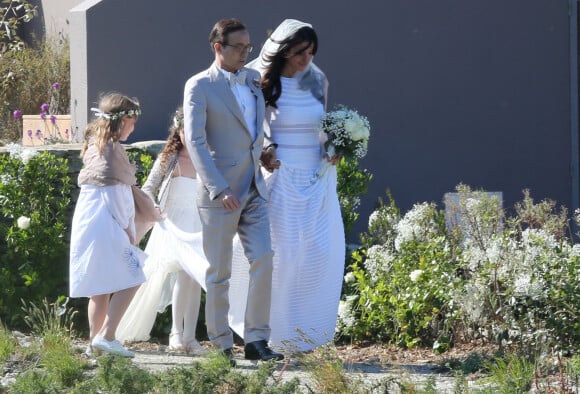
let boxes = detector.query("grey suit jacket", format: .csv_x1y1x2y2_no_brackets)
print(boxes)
183,62,267,207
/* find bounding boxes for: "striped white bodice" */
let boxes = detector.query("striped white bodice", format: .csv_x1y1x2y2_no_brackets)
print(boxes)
266,76,325,170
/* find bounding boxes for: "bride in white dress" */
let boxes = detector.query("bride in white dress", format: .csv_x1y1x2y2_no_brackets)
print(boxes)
239,19,345,353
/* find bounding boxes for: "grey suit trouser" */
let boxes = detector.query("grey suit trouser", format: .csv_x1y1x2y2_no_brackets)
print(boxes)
198,186,273,349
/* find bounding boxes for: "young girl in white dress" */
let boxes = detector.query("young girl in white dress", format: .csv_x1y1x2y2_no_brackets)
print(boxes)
70,92,159,357
116,108,208,355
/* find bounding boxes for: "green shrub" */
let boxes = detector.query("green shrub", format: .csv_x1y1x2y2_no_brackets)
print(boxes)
301,344,350,393
336,156,372,241
20,298,86,388
97,355,156,394
127,148,154,187
458,186,580,351
0,322,16,363
8,369,58,394
339,198,463,349
155,352,301,393
483,354,534,393
338,184,580,354
0,147,71,327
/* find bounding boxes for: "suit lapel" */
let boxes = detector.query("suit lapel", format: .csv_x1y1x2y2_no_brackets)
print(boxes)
248,74,265,138
209,64,250,133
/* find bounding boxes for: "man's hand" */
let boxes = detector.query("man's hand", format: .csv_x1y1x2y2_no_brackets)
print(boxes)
220,187,240,211
260,145,281,173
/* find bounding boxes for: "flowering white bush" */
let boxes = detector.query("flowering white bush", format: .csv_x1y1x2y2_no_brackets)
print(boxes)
339,185,580,354
394,202,440,251
6,143,23,159
340,196,461,349
20,148,38,164
336,295,358,332
409,269,424,282
6,143,38,164
363,244,394,283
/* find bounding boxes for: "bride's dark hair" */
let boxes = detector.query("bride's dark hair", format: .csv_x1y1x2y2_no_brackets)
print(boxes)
262,26,318,108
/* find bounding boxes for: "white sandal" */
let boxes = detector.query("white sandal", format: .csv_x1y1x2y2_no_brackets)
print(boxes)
168,332,185,351
184,339,209,356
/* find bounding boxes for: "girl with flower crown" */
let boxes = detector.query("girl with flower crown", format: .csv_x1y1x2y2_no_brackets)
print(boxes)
116,107,208,355
69,92,160,358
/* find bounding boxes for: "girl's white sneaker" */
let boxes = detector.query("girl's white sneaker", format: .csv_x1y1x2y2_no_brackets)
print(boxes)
92,336,134,358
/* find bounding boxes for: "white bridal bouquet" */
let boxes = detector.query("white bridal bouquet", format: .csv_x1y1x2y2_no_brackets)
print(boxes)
321,105,371,161
314,105,371,180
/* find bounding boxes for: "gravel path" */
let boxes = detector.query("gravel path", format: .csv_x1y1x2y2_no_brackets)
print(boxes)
6,335,573,392
129,344,475,393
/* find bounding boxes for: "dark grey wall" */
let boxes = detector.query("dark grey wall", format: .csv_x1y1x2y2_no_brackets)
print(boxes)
68,0,577,240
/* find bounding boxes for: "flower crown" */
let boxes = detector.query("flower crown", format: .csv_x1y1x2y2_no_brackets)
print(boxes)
90,107,142,120
173,113,184,128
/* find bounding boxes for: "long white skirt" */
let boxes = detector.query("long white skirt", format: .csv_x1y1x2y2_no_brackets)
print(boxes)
229,162,345,352
116,177,207,342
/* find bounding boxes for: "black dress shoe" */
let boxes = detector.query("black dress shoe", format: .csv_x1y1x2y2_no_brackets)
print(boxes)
244,340,284,361
219,347,236,367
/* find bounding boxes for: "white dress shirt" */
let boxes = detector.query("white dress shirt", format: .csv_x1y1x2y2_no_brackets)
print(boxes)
220,68,257,141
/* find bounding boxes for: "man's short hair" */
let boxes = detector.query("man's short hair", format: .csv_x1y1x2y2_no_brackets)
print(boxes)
209,18,247,52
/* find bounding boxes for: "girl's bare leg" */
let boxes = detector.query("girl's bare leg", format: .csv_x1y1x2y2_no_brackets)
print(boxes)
88,294,110,342
97,285,140,341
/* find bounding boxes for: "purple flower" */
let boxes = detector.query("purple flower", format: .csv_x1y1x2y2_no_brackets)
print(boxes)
49,115,56,124
13,109,22,119
27,130,33,138
40,113,47,120
35,130,43,138
52,82,59,89
40,103,49,112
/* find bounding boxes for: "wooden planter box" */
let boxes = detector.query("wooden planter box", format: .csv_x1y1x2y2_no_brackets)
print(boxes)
22,114,73,146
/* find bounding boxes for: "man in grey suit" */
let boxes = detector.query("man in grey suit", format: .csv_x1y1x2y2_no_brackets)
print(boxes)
183,18,283,364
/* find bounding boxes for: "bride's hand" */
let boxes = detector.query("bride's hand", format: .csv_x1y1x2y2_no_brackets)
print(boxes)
325,152,341,165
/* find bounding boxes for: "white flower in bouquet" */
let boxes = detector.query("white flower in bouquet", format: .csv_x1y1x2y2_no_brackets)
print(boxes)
320,105,371,161
344,116,370,142
17,216,31,230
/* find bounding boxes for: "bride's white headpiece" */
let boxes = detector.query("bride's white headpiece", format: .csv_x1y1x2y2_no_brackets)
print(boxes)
247,19,312,76
247,19,328,105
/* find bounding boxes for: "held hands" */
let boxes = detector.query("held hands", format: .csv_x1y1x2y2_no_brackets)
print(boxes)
220,187,240,211
260,145,280,173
